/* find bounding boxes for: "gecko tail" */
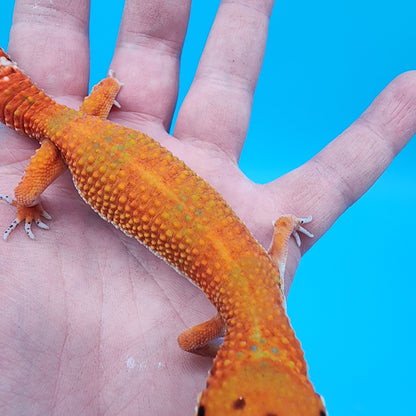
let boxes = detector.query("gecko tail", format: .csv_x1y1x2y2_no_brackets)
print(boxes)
0,46,54,139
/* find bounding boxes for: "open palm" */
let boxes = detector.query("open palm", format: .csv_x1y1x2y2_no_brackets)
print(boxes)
1,1,416,415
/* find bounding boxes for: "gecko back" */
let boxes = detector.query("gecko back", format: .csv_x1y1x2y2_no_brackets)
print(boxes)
0,47,326,416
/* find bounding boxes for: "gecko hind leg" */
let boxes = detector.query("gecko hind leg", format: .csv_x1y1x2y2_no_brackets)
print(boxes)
0,139,64,240
178,313,226,357
79,70,123,119
1,74,123,240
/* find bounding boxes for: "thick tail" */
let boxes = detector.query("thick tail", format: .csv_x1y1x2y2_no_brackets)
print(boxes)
0,47,53,140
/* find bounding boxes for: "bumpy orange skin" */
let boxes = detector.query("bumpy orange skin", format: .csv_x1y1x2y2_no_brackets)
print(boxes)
0,48,326,416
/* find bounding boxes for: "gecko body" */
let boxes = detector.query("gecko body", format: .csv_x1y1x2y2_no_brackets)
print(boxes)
0,48,326,416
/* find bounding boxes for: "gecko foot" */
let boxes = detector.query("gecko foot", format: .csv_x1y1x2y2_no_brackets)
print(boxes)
107,70,123,108
289,215,314,246
0,195,51,240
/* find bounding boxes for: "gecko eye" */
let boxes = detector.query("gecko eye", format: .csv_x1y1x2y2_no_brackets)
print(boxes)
197,405,205,416
232,397,246,410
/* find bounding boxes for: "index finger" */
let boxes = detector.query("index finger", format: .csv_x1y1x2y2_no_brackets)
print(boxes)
174,0,275,160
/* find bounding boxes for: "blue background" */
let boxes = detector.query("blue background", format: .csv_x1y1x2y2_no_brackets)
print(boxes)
1,1,415,415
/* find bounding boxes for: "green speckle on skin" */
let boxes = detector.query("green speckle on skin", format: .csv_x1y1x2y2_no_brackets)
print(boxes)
105,136,113,142
194,208,203,216
271,347,279,354
185,215,192,221
48,118,61,130
252,327,262,341
180,195,187,201
176,204,183,211
111,144,125,154
260,360,270,370
236,352,244,359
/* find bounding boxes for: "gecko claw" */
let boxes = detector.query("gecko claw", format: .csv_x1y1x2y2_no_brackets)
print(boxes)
40,208,52,220
292,216,314,247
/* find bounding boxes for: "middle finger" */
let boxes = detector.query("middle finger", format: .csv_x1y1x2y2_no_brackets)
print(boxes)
110,0,192,131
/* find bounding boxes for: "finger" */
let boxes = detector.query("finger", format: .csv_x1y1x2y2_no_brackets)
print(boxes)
269,71,416,245
174,0,275,161
7,0,91,97
110,0,191,131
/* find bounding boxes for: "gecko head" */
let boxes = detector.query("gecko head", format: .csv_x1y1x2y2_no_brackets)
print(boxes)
195,358,326,416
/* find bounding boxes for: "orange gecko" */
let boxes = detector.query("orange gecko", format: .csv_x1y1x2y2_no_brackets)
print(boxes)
0,47,326,416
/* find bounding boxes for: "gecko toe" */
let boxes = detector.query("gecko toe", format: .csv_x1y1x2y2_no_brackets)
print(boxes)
0,194,14,205
24,221,35,240
36,220,50,230
3,218,20,240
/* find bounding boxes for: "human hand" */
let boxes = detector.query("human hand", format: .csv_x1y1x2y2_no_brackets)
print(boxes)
1,1,416,415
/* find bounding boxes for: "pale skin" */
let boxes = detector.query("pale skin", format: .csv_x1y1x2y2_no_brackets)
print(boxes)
1,0,416,415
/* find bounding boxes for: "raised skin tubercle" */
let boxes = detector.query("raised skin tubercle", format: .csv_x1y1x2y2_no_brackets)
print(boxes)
0,47,326,416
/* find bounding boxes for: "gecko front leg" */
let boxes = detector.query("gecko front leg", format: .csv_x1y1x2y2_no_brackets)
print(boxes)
268,215,314,296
